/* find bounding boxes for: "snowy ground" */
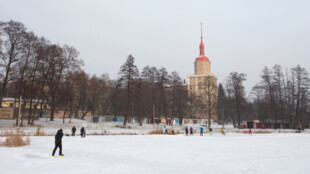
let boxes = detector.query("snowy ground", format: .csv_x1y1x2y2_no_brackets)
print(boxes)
1,118,308,135
1,133,310,174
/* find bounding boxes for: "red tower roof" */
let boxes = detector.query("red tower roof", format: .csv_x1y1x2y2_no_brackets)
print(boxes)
195,23,210,62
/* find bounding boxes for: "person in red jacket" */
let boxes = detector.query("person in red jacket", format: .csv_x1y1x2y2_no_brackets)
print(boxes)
249,128,252,135
190,127,193,135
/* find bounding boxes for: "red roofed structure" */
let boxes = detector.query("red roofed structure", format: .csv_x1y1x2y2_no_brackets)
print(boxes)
195,30,210,62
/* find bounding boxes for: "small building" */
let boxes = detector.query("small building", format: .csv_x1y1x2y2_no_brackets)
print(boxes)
242,120,308,129
0,97,51,119
0,108,14,119
242,120,262,129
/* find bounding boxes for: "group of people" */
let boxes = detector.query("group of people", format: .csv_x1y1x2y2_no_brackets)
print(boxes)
185,126,226,136
71,126,86,138
52,126,87,157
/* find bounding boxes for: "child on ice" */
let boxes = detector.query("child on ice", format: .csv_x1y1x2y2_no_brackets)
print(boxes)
221,127,225,135
209,128,213,136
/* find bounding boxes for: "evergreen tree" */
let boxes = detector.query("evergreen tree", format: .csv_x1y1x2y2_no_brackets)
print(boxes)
118,55,139,126
217,83,226,124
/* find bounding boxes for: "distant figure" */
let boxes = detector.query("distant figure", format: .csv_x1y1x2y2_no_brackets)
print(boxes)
185,126,189,136
209,128,213,136
221,128,225,135
190,127,193,135
52,129,64,157
249,128,252,135
71,126,76,136
163,126,168,134
200,127,204,136
80,127,86,138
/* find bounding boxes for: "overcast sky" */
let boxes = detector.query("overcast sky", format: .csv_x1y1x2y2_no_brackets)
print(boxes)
1,0,310,94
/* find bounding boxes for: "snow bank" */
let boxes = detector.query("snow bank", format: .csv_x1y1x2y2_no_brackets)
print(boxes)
0,118,309,136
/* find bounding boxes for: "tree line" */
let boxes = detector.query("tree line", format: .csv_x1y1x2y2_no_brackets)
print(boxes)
0,20,195,126
219,65,310,129
1,20,309,128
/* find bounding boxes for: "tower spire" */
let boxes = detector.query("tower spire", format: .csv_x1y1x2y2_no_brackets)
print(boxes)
201,22,203,39
199,22,205,56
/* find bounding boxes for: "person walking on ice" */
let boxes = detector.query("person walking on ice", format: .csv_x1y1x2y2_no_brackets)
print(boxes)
190,127,193,135
209,128,213,136
52,129,64,157
80,127,86,138
249,128,252,135
72,126,76,136
200,127,204,136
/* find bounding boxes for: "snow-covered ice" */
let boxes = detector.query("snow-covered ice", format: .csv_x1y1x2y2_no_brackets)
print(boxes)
1,133,310,174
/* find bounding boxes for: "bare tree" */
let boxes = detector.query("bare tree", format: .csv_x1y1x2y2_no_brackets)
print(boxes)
273,64,286,125
168,71,188,125
107,79,125,118
156,67,169,123
201,76,217,128
291,65,310,129
139,66,158,125
260,66,278,128
45,45,81,121
0,21,27,106
141,66,159,123
227,72,246,128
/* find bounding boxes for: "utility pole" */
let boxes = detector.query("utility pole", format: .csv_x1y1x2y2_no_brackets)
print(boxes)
153,104,155,129
222,108,225,128
17,94,22,128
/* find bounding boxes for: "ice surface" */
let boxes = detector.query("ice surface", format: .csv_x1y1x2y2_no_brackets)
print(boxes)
1,133,310,174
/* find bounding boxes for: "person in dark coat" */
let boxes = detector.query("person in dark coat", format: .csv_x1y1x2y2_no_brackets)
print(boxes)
190,127,193,135
80,127,85,138
185,126,189,136
52,129,64,157
71,126,76,136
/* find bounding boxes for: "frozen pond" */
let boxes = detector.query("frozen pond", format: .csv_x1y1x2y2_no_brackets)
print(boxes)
1,133,310,174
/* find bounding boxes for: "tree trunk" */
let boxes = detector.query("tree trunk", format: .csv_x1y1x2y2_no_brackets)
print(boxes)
63,110,67,123
50,105,55,121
